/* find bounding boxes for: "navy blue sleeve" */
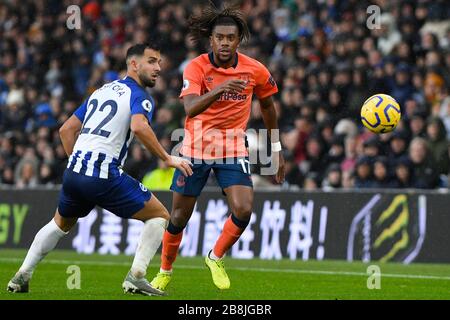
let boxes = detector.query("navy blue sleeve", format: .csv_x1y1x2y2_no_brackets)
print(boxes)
147,96,156,122
130,89,155,122
73,98,89,122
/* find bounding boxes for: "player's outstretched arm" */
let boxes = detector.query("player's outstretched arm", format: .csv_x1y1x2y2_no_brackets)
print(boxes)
59,115,82,157
259,96,285,184
184,79,247,117
130,114,193,176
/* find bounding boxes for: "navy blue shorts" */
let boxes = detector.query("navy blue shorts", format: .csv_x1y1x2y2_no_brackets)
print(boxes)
58,170,152,219
170,157,253,197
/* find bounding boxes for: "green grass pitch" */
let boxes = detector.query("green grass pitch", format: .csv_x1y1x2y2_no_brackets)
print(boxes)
1,249,450,300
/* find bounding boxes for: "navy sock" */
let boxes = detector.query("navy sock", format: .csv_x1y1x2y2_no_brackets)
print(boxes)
230,213,250,229
166,221,185,235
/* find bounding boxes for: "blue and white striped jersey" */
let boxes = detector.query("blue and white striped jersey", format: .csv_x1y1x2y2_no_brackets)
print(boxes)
67,76,155,179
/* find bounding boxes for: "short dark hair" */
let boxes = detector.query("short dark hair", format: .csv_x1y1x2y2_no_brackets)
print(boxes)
125,42,160,63
188,2,250,44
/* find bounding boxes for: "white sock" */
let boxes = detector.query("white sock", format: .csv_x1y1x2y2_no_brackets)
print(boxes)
19,219,68,280
160,268,172,274
131,217,168,279
209,250,221,261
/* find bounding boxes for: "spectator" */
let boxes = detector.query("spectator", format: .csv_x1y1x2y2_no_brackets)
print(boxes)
299,134,328,183
318,117,335,147
33,103,57,130
15,161,38,188
293,115,314,163
303,172,319,190
2,89,27,131
282,151,303,188
448,143,450,187
39,163,55,186
387,129,410,168
376,13,402,55
409,111,428,138
327,87,346,122
341,135,358,173
53,143,68,183
372,156,396,188
341,169,355,189
1,166,14,185
347,68,370,118
362,136,381,160
438,96,450,139
408,137,440,188
327,134,345,165
322,163,342,190
354,156,375,188
425,117,449,175
424,71,445,106
393,156,414,188
152,107,176,139
0,134,16,165
390,63,415,106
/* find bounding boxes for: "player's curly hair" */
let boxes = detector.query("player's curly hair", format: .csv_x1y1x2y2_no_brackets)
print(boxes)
188,1,250,44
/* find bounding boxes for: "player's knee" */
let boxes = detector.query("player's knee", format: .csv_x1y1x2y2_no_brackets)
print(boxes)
170,209,190,229
170,216,188,229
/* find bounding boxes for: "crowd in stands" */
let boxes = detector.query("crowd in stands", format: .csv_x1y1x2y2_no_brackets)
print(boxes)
1,0,449,190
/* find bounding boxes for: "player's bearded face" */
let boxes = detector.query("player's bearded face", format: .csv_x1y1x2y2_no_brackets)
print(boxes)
138,69,156,87
137,49,161,87
210,25,240,65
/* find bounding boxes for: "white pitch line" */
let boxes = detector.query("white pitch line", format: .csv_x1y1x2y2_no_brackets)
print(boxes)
1,257,450,281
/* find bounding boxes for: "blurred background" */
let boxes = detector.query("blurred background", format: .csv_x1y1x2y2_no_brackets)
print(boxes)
0,0,449,191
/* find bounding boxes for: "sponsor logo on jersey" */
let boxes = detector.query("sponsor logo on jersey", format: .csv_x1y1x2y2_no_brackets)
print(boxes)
218,92,247,101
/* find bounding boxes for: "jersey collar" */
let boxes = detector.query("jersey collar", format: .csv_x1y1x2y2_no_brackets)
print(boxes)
208,51,239,69
123,75,145,89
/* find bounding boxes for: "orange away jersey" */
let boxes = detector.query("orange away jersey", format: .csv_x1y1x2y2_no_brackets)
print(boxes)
179,52,278,159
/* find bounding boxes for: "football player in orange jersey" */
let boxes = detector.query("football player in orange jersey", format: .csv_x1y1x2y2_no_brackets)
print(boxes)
151,3,285,291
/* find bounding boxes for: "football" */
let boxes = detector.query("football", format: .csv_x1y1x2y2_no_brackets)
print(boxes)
360,93,401,134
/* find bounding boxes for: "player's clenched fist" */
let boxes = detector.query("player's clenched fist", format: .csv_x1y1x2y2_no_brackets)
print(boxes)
165,156,193,177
